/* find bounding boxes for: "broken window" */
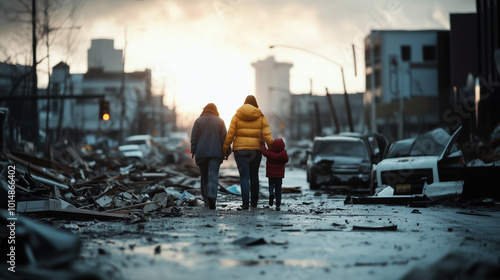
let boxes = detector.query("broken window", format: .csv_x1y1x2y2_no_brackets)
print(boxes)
401,45,411,61
423,45,436,61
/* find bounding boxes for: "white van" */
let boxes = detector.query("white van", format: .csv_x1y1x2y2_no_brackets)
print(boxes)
124,135,154,157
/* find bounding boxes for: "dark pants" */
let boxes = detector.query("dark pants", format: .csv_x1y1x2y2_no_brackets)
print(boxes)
198,158,222,203
234,150,262,206
268,177,283,207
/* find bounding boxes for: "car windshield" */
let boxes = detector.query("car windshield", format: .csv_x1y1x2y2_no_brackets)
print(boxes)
120,147,138,152
125,140,147,146
386,138,415,158
386,128,452,158
409,128,450,156
314,140,367,158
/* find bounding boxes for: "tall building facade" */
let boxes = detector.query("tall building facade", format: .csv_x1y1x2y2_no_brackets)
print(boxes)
364,30,451,141
87,39,123,73
449,0,500,139
251,56,293,137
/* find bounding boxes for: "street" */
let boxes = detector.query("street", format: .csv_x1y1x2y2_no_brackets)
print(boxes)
2,1,500,279
50,161,500,280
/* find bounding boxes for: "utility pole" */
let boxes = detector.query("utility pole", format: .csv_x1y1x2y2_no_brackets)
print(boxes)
352,44,357,77
32,0,37,97
119,26,143,143
325,87,340,134
31,0,40,153
44,0,51,159
341,67,354,132
119,27,127,144
313,102,322,137
369,36,377,132
41,1,80,156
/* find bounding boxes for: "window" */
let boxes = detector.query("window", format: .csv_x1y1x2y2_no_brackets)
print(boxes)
374,45,381,58
423,45,436,61
52,100,58,113
104,87,117,93
401,45,411,61
374,69,381,88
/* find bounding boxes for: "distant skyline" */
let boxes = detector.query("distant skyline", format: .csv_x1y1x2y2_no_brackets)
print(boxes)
0,0,476,126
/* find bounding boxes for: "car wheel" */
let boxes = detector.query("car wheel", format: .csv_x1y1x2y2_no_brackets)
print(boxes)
309,172,319,190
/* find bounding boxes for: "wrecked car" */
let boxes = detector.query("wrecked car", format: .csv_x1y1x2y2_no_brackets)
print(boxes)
158,132,191,164
306,135,373,191
374,126,465,201
118,144,144,160
124,135,155,157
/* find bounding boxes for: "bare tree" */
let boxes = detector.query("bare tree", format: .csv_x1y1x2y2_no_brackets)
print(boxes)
0,0,82,152
0,0,82,92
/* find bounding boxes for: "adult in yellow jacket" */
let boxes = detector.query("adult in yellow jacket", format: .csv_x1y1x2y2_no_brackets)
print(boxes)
223,95,273,209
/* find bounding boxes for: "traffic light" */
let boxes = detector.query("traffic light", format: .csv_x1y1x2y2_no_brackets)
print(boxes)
99,100,110,121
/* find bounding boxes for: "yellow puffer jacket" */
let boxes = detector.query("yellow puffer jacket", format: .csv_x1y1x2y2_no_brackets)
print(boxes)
223,104,273,155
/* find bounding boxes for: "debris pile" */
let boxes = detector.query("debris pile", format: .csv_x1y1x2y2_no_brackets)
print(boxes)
462,122,500,166
1,144,204,221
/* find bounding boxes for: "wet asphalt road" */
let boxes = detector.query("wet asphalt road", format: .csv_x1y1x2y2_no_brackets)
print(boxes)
58,164,500,280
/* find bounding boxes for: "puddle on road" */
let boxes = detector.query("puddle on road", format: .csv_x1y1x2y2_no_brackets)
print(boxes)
216,223,236,232
221,259,331,268
130,242,201,265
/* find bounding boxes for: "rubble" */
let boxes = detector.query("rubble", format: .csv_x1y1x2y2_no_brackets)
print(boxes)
400,251,500,280
232,236,268,246
0,140,206,221
0,125,499,279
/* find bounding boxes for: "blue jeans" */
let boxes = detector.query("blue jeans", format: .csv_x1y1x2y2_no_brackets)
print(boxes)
234,150,262,206
269,177,283,207
198,158,222,203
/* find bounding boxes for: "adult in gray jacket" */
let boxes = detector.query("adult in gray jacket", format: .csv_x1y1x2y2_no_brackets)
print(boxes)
190,103,227,209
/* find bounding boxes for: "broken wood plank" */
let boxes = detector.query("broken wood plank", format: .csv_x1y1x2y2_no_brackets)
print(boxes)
352,225,398,231
10,150,75,175
7,153,67,184
282,187,302,193
104,201,156,213
17,199,126,220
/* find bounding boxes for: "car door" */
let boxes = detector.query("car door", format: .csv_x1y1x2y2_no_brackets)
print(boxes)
438,126,463,161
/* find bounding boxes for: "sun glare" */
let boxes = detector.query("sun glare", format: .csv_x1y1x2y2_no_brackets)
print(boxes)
150,44,253,129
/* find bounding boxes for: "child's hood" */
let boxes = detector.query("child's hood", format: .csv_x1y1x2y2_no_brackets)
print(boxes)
271,138,285,152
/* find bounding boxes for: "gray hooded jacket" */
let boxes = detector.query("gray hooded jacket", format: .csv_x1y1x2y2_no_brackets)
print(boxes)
190,108,227,165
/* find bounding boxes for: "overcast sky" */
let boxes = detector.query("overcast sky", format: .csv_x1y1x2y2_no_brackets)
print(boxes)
0,0,476,125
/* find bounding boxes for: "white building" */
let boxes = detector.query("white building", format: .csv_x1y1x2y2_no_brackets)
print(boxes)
87,39,123,73
364,30,451,141
251,56,293,137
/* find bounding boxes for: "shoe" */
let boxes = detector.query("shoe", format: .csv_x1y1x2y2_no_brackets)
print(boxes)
251,203,257,208
208,197,216,210
242,203,249,210
269,194,274,206
276,207,280,211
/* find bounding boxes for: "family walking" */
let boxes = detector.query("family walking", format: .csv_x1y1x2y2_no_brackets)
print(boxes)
190,95,288,211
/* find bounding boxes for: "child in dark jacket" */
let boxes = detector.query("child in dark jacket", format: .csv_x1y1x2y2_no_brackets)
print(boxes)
260,138,289,211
